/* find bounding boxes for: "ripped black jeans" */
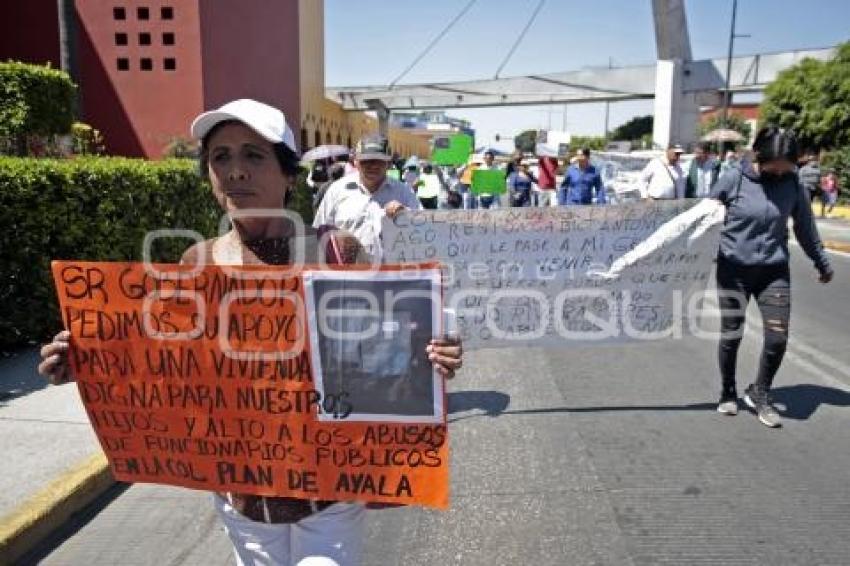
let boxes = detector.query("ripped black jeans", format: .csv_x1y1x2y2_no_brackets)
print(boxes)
716,257,791,397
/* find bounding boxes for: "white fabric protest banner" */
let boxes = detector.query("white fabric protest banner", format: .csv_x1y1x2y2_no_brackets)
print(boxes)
382,200,725,350
535,130,571,158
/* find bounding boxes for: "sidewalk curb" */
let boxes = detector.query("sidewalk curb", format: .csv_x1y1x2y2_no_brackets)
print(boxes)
0,452,113,564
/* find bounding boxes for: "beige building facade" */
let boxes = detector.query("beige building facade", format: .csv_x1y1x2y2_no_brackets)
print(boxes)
297,1,430,158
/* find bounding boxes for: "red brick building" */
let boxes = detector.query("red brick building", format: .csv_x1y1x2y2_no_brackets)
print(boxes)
2,1,301,158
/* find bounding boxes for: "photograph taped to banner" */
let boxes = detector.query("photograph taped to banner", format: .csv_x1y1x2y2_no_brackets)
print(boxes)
303,268,444,423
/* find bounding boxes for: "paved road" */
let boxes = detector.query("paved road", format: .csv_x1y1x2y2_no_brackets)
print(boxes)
30,248,850,566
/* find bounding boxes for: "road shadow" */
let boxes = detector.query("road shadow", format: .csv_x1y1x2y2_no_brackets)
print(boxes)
448,390,511,416
447,390,717,423
447,384,850,423
770,384,850,421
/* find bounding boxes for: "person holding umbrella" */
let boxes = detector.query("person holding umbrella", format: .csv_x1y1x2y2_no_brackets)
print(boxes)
304,144,351,190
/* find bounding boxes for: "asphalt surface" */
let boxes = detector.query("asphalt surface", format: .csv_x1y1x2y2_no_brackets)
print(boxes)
27,246,850,566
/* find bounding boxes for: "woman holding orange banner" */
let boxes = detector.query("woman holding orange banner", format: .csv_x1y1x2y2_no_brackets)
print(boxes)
38,99,463,566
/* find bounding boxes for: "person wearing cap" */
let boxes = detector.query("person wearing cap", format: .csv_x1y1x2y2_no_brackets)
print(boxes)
313,135,422,259
37,99,463,566
639,144,687,199
558,148,606,205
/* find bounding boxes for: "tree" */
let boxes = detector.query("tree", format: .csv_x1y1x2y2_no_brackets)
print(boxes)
610,115,653,141
760,42,850,151
514,129,538,152
699,113,752,141
0,62,76,155
569,136,607,151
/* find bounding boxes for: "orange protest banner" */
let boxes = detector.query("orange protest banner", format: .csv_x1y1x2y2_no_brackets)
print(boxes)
51,260,449,509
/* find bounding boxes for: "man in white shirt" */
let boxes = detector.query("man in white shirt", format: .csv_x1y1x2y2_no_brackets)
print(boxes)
313,135,420,258
640,144,687,199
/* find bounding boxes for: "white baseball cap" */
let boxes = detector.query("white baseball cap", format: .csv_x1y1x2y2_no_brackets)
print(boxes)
190,99,298,155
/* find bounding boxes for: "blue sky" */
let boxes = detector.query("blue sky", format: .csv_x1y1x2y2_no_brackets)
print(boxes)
325,0,850,144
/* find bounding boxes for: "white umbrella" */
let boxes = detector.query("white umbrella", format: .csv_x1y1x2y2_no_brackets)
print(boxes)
701,129,745,143
302,145,350,162
404,156,420,168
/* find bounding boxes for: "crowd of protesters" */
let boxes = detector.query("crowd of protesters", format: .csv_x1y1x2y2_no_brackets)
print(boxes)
305,134,841,218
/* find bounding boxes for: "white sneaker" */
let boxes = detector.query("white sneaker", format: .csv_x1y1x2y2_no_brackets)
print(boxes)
717,396,738,416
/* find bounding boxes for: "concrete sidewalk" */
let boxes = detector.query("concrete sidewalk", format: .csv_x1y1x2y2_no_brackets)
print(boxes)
815,214,850,254
817,203,850,221
0,349,110,563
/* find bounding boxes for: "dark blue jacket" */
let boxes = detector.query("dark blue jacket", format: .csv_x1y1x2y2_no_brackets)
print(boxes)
560,164,605,204
710,163,831,274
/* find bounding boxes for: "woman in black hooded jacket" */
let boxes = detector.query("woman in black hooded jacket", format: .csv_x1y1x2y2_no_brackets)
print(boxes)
711,127,833,428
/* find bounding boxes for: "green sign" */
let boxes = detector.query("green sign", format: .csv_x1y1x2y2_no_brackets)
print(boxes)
471,168,506,195
431,134,473,166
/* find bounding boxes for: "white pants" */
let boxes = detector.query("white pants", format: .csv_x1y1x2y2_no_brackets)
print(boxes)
535,190,556,207
214,495,366,566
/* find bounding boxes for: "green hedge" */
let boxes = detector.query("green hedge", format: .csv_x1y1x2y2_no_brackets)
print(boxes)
0,157,220,350
0,61,76,152
1,157,317,351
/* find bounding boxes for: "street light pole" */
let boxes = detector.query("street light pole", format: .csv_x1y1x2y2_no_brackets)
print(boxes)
604,57,613,137
721,0,738,128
